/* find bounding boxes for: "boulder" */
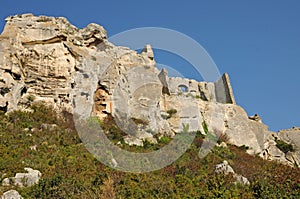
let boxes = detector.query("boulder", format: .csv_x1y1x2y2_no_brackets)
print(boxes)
216,142,227,148
215,160,234,175
2,168,41,187
123,135,144,147
1,190,23,199
235,175,250,185
215,160,250,185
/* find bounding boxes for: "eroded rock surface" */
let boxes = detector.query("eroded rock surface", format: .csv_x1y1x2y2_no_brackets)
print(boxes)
277,127,300,166
0,14,298,166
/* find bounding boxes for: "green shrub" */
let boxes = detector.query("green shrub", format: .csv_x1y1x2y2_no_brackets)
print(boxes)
167,109,177,115
159,136,171,144
27,95,35,102
202,120,209,134
166,109,177,119
274,136,294,153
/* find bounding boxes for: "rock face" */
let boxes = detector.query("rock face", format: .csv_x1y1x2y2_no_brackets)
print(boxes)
0,14,298,166
277,127,300,166
2,168,41,188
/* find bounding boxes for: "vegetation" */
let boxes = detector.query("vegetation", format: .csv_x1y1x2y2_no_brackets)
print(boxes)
274,136,294,154
0,105,299,198
27,95,35,102
166,109,177,119
167,109,177,115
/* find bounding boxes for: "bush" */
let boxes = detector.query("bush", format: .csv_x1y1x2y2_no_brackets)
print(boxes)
166,109,177,119
274,136,294,153
167,109,177,115
159,136,171,144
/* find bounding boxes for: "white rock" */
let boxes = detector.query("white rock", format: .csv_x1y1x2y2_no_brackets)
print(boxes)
215,160,250,185
235,175,250,185
216,142,227,148
29,145,37,151
1,190,23,199
2,168,41,188
2,178,10,186
215,160,234,175
123,136,144,147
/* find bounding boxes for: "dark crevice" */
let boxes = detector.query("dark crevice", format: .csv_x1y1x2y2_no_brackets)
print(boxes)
87,38,104,48
4,69,21,80
63,43,81,59
21,87,27,96
0,87,10,96
80,92,89,98
97,81,109,94
22,35,67,46
0,102,8,112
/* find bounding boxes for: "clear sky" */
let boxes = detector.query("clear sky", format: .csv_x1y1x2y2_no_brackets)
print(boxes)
0,0,299,132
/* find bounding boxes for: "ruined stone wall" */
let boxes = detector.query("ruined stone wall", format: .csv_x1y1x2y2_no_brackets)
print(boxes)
168,77,200,96
214,73,236,104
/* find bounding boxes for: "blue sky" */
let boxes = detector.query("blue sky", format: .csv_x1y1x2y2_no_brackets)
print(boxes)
0,1,299,131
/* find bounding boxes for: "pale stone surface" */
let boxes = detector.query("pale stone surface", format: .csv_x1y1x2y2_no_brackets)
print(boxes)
215,160,235,175
2,178,10,186
158,68,170,95
2,168,41,188
0,14,298,166
214,73,235,104
1,190,23,199
0,14,233,138
198,82,216,101
248,114,262,123
40,123,57,131
141,44,154,59
278,127,300,166
215,160,250,185
235,175,250,185
216,142,227,148
124,135,144,146
278,127,300,147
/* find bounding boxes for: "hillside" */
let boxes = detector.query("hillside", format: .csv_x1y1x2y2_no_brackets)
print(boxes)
0,14,300,198
0,105,299,198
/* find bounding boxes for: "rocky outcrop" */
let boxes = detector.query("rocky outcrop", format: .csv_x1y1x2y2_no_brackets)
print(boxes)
248,114,262,123
0,14,298,166
277,127,300,166
2,168,41,188
215,160,250,185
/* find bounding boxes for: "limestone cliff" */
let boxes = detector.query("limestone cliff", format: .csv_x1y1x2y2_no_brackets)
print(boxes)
0,14,299,167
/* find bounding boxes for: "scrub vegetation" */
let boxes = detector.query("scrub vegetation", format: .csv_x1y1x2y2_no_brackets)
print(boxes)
0,105,299,198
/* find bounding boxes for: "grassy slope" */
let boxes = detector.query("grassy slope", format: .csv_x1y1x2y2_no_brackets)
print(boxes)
0,105,299,199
